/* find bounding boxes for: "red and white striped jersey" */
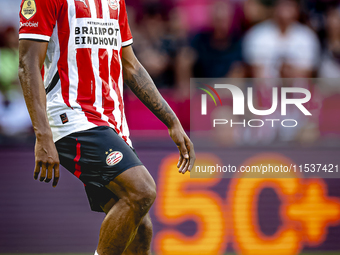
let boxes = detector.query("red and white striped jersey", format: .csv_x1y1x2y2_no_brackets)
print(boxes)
19,0,133,146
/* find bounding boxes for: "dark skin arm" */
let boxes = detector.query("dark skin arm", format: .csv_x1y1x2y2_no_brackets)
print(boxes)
18,40,59,187
122,46,195,173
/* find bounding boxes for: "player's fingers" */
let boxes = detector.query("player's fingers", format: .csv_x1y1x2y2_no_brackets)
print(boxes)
188,155,195,172
181,159,190,174
178,158,188,173
33,161,41,180
177,154,184,170
177,140,189,159
40,163,47,182
34,162,40,180
187,143,196,172
45,163,53,183
53,163,59,187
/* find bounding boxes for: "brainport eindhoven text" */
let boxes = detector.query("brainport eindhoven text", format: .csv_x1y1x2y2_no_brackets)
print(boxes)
75,25,120,46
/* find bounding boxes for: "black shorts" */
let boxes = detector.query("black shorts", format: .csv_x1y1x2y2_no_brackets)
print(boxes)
55,126,143,212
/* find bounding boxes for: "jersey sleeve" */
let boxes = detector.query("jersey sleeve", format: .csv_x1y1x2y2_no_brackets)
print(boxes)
19,0,58,42
119,0,133,47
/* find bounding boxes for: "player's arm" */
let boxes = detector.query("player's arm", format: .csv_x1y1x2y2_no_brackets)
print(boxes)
122,45,195,174
18,40,59,187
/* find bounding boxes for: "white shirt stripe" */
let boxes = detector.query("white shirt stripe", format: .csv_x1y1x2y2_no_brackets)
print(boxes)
88,0,97,19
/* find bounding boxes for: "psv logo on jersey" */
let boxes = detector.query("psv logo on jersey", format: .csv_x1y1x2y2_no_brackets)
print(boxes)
108,0,118,10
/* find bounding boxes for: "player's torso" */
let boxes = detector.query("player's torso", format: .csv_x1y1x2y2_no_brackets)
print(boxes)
45,0,131,143
49,0,126,107
19,0,132,144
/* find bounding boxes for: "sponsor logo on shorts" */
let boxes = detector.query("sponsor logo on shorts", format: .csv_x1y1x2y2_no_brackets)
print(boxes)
20,21,38,28
106,151,123,166
21,0,37,20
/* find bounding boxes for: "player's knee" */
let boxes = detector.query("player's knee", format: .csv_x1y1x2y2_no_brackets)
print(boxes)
131,184,156,216
137,186,156,213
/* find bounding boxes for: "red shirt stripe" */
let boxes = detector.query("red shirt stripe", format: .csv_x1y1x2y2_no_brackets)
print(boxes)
77,48,109,126
75,0,91,18
94,0,103,19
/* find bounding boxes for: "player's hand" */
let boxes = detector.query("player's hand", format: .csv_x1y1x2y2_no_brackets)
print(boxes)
34,134,60,187
168,123,195,174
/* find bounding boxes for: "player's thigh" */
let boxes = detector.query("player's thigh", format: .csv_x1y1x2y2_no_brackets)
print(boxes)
101,166,156,213
105,165,156,208
101,196,118,214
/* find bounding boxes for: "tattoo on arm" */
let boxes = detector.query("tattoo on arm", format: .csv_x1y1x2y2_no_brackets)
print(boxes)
124,65,178,128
